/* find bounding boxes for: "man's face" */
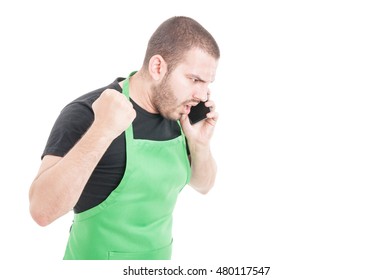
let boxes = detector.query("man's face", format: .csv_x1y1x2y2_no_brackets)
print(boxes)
151,48,218,121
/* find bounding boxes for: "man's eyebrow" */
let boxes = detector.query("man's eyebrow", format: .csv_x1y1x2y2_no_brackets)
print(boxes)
189,74,214,83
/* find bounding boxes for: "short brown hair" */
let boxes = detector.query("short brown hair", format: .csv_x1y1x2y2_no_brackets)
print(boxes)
142,16,220,73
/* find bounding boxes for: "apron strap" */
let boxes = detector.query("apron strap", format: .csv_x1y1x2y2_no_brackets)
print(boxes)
122,71,138,98
122,71,137,141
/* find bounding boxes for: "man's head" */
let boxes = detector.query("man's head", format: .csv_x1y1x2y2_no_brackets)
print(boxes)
142,16,220,121
142,16,220,74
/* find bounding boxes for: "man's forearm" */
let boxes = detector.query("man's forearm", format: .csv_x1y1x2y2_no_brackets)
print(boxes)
189,145,217,194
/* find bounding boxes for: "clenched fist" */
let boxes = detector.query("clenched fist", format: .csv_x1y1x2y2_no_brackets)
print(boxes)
91,89,136,139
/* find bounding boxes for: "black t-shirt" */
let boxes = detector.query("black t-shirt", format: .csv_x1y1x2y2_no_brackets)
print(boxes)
42,77,185,213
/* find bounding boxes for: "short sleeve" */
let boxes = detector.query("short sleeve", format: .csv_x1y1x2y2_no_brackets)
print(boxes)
41,102,94,159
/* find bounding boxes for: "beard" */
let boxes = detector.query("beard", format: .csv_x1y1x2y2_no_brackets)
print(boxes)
151,73,181,120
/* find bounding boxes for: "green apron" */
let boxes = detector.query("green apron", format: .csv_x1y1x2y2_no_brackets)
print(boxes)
63,74,191,260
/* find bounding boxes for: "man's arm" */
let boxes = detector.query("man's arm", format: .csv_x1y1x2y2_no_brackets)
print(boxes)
180,99,218,194
187,144,217,194
29,89,136,226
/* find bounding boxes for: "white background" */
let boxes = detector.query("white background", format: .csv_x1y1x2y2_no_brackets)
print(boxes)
1,0,391,279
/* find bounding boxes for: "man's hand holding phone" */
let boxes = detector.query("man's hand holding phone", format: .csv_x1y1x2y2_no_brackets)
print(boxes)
180,98,218,147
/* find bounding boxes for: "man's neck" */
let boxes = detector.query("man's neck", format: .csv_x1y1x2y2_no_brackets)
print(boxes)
119,71,157,114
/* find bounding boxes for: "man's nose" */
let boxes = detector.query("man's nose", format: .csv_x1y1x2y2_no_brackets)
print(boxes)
193,88,209,102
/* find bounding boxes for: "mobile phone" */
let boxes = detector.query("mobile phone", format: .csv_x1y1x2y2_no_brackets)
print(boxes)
188,101,210,125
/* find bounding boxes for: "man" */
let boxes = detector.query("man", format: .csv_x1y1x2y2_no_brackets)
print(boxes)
28,16,220,260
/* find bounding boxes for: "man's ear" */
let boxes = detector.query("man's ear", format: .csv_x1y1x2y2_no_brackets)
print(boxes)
149,55,167,81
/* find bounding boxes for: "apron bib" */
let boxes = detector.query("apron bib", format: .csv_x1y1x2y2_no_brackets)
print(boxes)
63,74,191,260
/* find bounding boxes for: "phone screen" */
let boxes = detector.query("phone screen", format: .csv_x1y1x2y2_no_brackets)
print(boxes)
188,101,210,125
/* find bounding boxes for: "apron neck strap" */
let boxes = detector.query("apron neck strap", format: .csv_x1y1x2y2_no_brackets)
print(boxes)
122,71,138,98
